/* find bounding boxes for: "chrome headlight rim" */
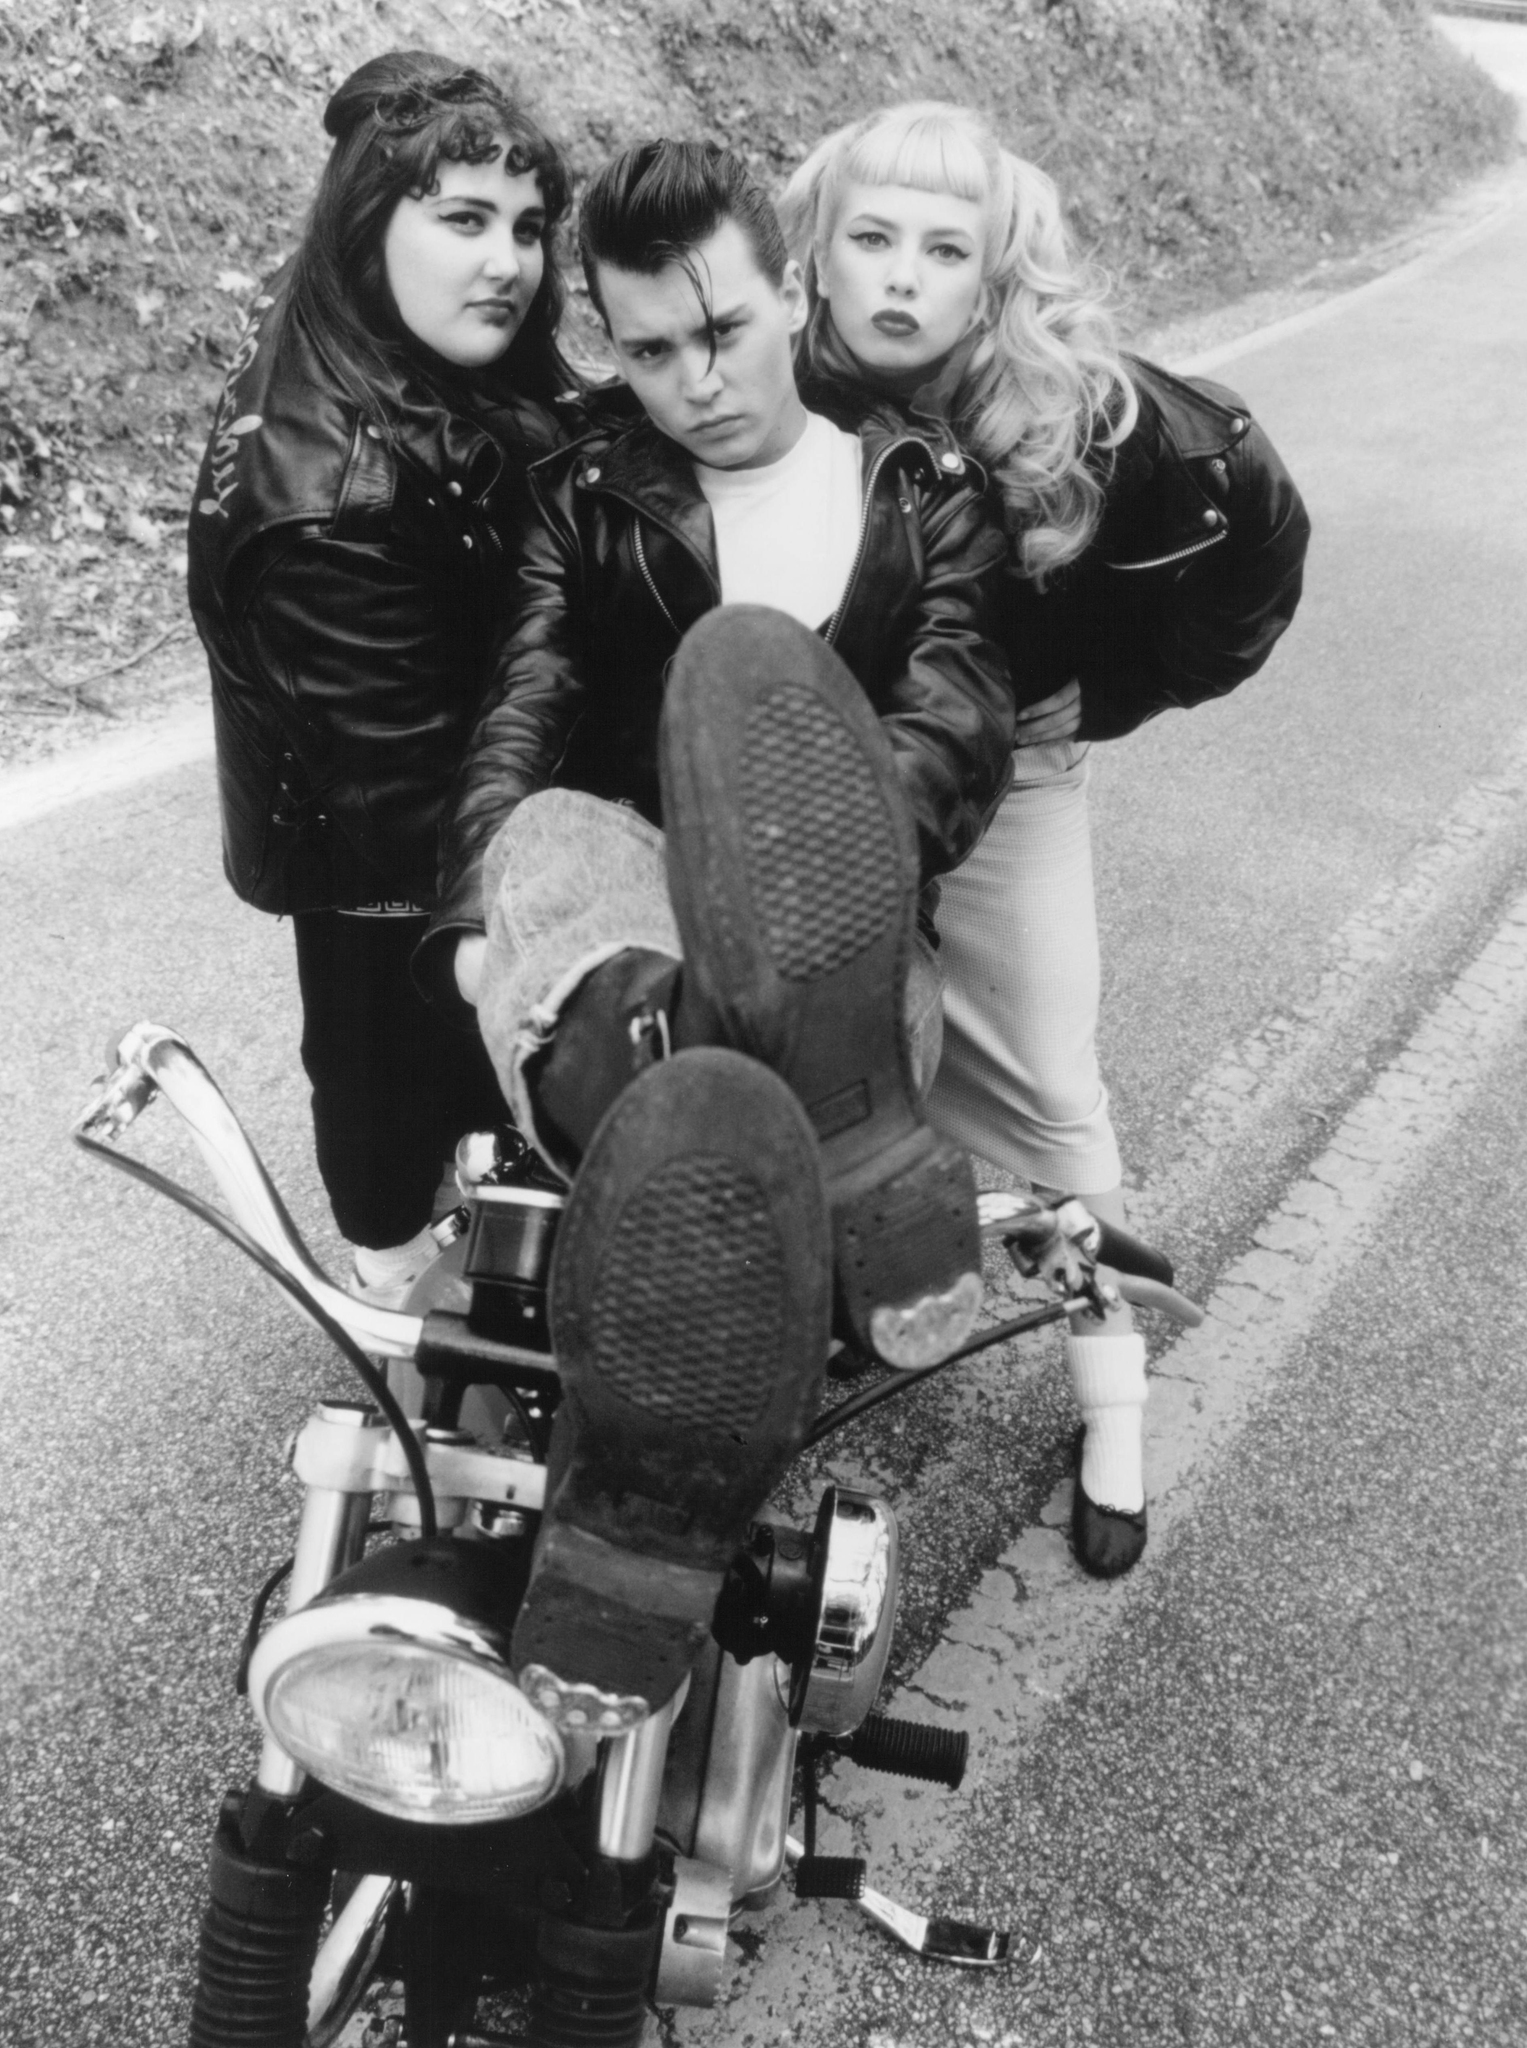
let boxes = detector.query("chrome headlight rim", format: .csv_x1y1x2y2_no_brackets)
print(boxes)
248,1592,566,1823
788,1486,900,1737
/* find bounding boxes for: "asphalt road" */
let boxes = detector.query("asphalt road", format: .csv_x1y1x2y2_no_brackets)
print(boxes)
3,41,1527,2048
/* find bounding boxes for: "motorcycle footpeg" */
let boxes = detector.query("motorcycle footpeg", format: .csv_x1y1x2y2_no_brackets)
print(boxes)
786,1837,1015,1968
792,1855,867,1901
833,1712,968,1790
860,1892,1014,1968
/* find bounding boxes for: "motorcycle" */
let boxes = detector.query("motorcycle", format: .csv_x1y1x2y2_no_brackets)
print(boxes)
74,1022,1201,2048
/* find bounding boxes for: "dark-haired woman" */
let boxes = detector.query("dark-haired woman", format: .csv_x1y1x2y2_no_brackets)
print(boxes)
188,52,578,1303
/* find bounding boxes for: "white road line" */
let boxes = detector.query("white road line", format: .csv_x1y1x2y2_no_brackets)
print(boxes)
1173,163,1525,376
677,879,1527,2041
1132,711,1527,1242
818,715,1527,1537
0,693,211,833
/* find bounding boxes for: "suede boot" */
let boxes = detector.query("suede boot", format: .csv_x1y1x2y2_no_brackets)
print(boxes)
658,605,983,1368
511,1048,831,1716
526,946,682,1171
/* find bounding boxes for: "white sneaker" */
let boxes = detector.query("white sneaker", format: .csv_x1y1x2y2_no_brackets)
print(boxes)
347,1226,440,1310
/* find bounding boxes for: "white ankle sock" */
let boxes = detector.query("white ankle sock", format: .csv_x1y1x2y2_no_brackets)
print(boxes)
1066,1331,1148,1514
351,1225,439,1292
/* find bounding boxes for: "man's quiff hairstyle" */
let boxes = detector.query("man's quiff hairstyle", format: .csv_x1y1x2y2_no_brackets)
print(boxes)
578,139,790,322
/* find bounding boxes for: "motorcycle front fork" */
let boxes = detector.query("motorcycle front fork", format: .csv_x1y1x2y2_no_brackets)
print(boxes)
592,1692,680,1860
256,1476,371,1800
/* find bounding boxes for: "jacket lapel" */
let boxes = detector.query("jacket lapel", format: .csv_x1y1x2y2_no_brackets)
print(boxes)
594,421,721,602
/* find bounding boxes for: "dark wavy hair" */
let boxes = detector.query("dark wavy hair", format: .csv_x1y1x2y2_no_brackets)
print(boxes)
578,139,789,333
285,51,575,421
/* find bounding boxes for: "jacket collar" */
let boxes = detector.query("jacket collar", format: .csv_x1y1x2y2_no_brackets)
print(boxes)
801,374,978,484
1123,353,1251,459
194,263,555,565
562,388,975,582
567,413,717,589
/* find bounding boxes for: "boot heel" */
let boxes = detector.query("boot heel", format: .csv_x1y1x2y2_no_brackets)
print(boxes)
833,1131,982,1368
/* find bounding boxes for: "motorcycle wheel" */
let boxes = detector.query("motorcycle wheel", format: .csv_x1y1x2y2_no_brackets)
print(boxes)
189,1806,398,2048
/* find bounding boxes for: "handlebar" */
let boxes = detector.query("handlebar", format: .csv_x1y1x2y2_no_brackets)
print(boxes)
72,1029,1203,1393
73,1023,423,1363
977,1189,1201,1329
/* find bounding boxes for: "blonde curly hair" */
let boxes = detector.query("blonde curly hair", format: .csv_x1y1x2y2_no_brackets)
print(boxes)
779,103,1136,585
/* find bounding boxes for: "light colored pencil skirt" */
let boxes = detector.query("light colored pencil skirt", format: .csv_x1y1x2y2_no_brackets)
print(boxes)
928,740,1122,1196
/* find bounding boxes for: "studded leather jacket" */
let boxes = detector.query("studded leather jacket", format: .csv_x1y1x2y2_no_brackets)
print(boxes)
186,267,564,914
991,355,1311,741
423,386,1016,979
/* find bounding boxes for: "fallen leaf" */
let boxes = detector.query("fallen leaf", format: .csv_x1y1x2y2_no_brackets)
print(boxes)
124,512,162,548
215,268,258,296
134,290,165,327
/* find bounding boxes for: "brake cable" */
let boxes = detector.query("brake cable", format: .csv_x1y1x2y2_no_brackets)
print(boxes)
73,1130,439,1540
806,1298,1072,1447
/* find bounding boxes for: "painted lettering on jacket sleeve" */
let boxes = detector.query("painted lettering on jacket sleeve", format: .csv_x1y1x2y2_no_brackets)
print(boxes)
197,294,272,519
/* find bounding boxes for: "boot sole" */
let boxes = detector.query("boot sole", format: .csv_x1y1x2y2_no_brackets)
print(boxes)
511,1048,830,1708
659,604,982,1366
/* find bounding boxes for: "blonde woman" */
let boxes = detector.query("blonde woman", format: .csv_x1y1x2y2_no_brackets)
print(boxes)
780,103,1309,1576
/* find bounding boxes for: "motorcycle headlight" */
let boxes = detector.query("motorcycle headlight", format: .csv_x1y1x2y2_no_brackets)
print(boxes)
248,1595,565,1824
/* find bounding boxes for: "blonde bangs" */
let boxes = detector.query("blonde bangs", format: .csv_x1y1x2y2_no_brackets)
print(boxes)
839,105,992,213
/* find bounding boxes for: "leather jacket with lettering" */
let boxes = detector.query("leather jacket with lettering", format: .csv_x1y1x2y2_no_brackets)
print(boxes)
422,386,1015,979
993,354,1311,740
186,267,563,914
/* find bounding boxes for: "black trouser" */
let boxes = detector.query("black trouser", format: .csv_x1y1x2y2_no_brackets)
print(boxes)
292,907,504,1249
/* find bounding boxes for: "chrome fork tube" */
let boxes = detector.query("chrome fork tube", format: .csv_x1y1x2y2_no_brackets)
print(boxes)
594,1689,681,1862
255,1407,377,1797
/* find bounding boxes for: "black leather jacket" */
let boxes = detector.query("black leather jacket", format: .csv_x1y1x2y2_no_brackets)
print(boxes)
995,354,1311,740
186,269,563,914
424,388,1015,974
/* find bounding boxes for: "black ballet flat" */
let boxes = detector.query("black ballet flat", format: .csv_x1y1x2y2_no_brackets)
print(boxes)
1071,1427,1148,1580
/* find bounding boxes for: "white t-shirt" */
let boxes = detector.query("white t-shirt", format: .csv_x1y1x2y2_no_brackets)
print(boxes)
695,410,863,630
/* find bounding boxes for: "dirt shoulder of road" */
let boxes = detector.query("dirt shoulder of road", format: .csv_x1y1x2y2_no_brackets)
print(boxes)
0,0,1515,769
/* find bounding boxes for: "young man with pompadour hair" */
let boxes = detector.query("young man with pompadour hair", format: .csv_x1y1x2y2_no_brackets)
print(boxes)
419,138,1016,1720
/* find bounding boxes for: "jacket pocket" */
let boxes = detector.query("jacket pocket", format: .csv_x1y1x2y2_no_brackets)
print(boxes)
212,689,333,913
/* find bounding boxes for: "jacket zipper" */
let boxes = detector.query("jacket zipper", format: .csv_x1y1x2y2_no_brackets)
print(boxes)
824,438,913,647
632,521,679,633
618,435,925,645
1107,529,1227,573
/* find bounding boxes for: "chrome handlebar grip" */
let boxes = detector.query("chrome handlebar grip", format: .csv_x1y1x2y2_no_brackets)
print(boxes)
74,1022,423,1362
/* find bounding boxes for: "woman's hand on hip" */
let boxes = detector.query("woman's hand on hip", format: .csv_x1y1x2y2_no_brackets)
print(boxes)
1014,677,1083,746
